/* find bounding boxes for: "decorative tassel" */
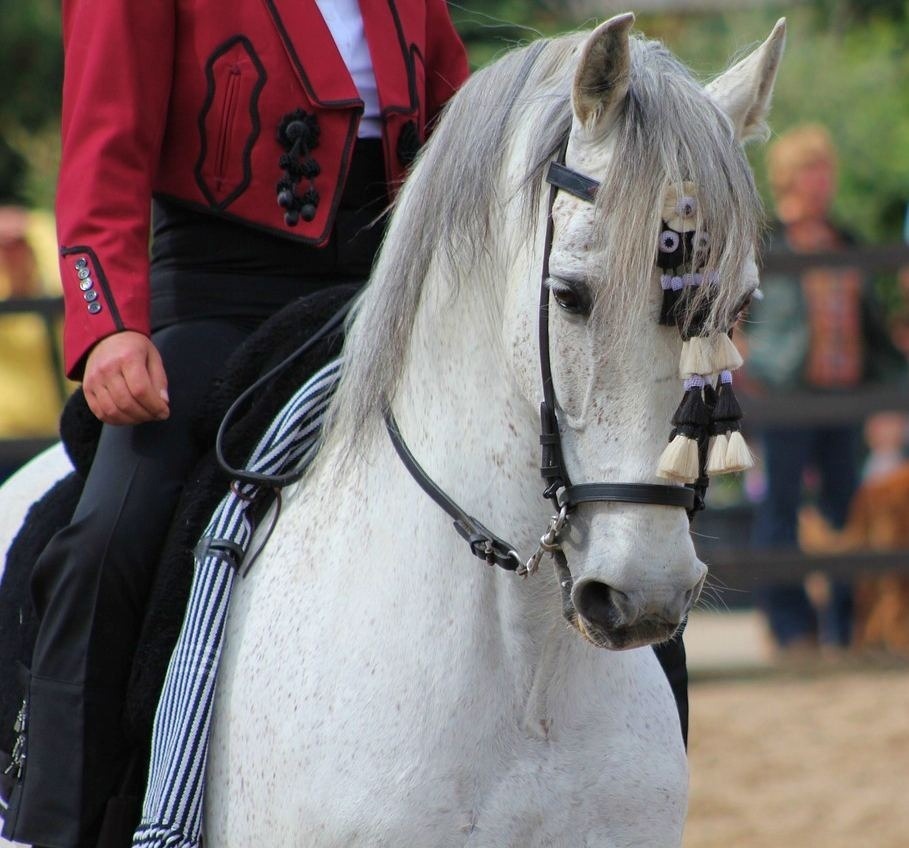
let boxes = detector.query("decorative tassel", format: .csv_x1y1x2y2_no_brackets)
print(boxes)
679,337,714,377
705,432,729,475
659,375,709,483
707,370,753,474
671,375,709,428
713,369,743,421
723,427,754,473
657,426,701,483
710,333,743,374
679,334,743,378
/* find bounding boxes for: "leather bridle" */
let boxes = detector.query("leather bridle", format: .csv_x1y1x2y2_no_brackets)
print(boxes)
384,145,699,579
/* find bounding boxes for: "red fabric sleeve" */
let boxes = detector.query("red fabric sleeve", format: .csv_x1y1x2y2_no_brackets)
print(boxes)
56,0,176,379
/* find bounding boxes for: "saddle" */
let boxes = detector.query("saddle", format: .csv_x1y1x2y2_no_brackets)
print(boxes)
0,286,356,789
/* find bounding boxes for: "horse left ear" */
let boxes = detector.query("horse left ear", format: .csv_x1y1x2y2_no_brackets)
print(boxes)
572,12,635,137
706,18,787,144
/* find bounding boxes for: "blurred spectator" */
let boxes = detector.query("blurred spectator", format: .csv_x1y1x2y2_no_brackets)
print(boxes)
862,411,908,482
0,206,67,445
744,124,906,654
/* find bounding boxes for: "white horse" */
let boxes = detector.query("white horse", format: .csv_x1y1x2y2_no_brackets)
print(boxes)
0,446,72,848
204,14,784,847
0,13,785,847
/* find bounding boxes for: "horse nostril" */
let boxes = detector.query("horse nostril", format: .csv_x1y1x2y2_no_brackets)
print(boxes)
574,581,629,630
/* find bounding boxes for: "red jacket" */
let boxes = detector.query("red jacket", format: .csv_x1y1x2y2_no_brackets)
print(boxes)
57,0,468,378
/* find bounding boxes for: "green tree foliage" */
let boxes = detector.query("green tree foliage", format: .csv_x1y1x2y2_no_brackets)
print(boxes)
455,1,909,244
0,0,62,205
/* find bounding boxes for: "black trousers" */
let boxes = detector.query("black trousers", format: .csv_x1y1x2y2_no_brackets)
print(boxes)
2,319,252,848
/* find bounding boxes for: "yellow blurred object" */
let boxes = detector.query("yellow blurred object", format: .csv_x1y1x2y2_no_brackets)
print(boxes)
0,314,65,436
0,205,69,438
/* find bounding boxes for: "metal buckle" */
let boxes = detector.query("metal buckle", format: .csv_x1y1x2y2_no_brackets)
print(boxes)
517,505,569,577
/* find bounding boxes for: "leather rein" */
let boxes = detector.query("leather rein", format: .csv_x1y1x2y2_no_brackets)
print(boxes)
384,148,699,579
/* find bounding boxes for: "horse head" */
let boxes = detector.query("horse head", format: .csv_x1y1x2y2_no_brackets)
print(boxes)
503,14,786,649
330,14,784,654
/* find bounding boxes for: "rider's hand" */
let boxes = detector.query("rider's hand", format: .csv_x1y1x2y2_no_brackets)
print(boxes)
82,331,170,425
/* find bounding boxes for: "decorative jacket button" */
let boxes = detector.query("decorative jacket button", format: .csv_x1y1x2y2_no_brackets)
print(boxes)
74,257,88,270
285,120,307,141
77,267,91,280
87,301,102,315
79,278,94,291
83,289,98,303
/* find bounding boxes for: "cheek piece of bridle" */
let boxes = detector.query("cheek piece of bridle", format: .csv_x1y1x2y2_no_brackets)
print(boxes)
384,150,722,610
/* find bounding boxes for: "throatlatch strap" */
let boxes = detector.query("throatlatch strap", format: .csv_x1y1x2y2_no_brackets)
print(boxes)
132,359,342,848
385,410,521,570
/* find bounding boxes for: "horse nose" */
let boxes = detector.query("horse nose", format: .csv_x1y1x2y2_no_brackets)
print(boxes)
573,581,636,631
573,578,701,632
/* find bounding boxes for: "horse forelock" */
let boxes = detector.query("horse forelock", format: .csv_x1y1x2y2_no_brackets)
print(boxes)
590,39,763,342
326,35,578,450
326,30,763,451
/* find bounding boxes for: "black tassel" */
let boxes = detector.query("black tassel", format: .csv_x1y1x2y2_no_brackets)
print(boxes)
712,371,743,425
671,377,710,429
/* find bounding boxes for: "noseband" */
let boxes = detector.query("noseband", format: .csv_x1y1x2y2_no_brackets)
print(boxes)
384,147,700,584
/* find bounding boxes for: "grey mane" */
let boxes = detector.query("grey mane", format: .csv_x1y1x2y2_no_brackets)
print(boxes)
327,30,762,447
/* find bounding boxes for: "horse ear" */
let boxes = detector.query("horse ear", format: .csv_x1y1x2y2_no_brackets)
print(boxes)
572,12,635,136
706,18,787,144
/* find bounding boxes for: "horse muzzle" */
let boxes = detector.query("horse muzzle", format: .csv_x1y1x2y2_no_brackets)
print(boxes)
568,572,706,650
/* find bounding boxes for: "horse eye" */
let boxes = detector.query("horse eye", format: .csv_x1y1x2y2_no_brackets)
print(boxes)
734,292,754,323
549,279,591,316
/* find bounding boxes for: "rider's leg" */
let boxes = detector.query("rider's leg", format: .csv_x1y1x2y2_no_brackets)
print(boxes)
2,318,251,848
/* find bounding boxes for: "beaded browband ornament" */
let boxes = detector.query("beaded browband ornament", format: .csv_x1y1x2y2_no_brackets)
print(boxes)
654,182,753,484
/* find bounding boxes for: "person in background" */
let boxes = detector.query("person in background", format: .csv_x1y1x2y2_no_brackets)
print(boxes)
745,124,906,656
0,3,468,845
862,412,908,482
0,206,67,464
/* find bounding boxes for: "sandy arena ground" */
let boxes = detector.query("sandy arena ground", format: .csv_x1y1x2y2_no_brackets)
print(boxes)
685,663,909,848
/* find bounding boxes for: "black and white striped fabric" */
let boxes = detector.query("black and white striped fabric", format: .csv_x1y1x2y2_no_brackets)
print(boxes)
132,357,343,848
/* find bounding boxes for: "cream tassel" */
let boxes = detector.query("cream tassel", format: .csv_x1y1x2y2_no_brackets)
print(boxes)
679,337,714,377
723,430,754,473
705,433,729,475
711,333,743,374
657,432,700,483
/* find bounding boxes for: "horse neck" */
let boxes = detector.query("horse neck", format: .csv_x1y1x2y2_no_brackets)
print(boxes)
386,250,562,676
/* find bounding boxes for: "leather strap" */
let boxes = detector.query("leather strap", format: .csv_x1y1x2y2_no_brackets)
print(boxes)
546,161,600,202
383,143,704,573
560,482,695,511
539,146,702,518
384,409,521,570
